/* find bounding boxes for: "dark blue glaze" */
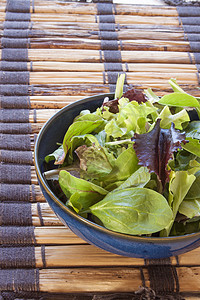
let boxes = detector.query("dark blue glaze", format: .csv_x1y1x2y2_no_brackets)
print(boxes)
34,93,200,259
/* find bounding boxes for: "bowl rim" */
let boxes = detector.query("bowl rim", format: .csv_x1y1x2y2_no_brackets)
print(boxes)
34,93,200,243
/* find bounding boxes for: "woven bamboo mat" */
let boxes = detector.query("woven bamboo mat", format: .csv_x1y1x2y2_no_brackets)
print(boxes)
1,0,200,299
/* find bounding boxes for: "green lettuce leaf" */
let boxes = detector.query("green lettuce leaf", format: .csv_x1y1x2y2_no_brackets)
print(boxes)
61,119,104,164
45,145,64,164
114,167,150,191
170,218,200,236
160,171,196,236
158,106,190,130
104,146,139,185
158,92,200,108
168,78,186,93
114,73,126,99
185,121,200,140
185,171,200,200
68,133,100,163
59,170,108,211
90,187,173,235
179,199,200,219
182,137,200,158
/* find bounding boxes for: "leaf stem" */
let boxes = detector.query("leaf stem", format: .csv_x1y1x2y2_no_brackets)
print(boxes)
157,176,163,194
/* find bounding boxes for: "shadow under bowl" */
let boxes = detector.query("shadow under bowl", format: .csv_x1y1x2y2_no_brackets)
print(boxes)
34,93,200,259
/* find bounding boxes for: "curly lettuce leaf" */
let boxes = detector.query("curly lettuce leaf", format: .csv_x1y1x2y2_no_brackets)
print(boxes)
68,133,100,163
122,88,147,103
75,144,115,181
158,105,190,130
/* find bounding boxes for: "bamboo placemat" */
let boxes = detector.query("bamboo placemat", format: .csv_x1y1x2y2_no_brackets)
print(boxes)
1,0,200,299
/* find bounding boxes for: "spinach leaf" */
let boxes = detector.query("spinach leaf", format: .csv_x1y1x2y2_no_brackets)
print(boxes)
90,187,173,235
59,170,108,211
114,167,150,191
158,92,200,108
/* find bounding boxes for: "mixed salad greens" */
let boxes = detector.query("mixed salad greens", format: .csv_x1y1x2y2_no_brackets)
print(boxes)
44,75,200,237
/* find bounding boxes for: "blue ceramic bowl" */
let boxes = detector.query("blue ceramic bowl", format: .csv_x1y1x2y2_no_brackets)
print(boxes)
34,93,200,259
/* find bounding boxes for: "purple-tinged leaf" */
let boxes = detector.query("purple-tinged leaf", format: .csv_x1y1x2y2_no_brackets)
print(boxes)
102,89,147,113
133,119,187,190
122,88,147,103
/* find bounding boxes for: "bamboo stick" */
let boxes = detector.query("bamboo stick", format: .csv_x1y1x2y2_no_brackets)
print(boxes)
31,86,200,98
32,203,63,226
115,15,180,26
38,267,200,293
31,22,99,32
39,267,146,293
28,38,190,52
12,49,193,64
115,5,177,17
0,12,180,26
118,30,185,41
31,166,39,185
34,226,86,245
29,62,104,72
122,39,190,52
32,184,46,202
27,81,200,110
121,51,195,64
5,38,189,52
30,95,81,108
29,109,58,123
30,84,109,96
0,3,177,17
28,49,100,62
30,72,103,84
0,28,185,41
29,71,198,85
27,62,197,73
35,244,144,268
33,244,200,268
